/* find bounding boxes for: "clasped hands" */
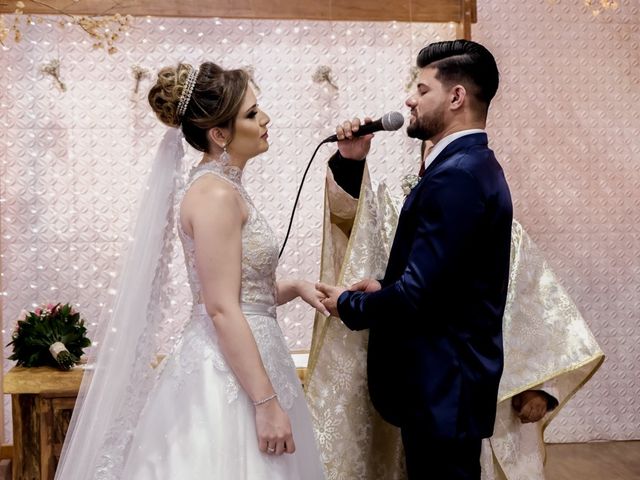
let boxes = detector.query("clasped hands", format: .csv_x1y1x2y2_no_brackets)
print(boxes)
313,280,553,424
315,278,381,318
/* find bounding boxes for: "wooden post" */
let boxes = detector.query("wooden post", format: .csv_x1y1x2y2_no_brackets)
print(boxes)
457,0,473,40
0,157,5,447
11,395,40,480
4,366,83,480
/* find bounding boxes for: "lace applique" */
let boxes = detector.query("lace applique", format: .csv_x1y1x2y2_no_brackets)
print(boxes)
94,161,184,479
168,314,240,403
174,160,299,408
177,161,278,309
246,316,300,410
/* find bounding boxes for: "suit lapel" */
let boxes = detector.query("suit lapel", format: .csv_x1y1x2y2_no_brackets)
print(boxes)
401,133,490,216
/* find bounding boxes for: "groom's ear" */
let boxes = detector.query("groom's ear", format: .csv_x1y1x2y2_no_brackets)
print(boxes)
449,85,466,111
207,127,228,149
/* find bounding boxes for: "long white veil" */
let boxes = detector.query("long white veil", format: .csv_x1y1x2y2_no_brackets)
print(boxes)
55,128,192,479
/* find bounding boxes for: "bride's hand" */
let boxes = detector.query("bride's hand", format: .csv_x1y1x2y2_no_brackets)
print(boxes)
255,398,296,455
297,280,330,316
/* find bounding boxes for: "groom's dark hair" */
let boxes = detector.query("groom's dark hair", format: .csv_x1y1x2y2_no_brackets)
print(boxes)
417,40,499,118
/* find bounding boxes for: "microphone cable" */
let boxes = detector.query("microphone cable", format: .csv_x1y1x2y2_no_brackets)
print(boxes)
277,112,403,258
278,138,331,259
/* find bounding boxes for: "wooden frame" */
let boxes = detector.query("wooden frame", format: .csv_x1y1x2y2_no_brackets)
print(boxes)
0,0,476,36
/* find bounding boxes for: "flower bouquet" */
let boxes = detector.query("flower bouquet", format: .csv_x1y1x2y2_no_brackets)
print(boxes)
7,303,91,371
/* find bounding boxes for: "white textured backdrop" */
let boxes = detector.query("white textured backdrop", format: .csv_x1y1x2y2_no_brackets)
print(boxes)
473,0,640,443
1,0,638,444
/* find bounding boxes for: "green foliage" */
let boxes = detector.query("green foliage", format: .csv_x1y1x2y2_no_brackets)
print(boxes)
7,303,91,371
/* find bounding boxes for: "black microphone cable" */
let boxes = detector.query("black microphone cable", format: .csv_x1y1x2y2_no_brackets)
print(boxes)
278,138,331,259
278,112,403,258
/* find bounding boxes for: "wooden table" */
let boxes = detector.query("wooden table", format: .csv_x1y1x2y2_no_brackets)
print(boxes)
3,366,83,480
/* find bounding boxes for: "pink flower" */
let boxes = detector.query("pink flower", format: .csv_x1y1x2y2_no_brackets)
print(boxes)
34,308,42,316
46,303,55,310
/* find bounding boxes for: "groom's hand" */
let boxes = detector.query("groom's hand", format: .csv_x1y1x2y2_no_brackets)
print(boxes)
316,283,346,317
349,278,382,293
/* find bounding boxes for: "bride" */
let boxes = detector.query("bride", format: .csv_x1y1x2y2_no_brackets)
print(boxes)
55,62,326,479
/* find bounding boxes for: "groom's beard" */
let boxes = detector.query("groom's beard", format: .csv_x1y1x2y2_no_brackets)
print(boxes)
407,107,446,141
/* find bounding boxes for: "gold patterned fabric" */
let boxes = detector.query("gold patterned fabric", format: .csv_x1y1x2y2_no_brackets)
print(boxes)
305,165,604,480
306,167,406,480
486,221,604,480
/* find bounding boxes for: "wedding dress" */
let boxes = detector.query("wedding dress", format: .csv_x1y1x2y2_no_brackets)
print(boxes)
118,161,326,479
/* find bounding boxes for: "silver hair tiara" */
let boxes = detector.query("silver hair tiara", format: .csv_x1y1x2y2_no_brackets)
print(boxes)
177,66,199,119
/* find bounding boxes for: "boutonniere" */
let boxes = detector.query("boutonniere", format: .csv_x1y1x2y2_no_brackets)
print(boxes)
401,173,420,196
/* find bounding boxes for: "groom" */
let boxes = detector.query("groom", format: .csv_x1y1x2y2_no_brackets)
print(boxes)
317,40,512,479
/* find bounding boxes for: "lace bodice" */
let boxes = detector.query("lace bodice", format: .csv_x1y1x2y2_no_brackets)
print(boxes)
178,162,279,308
173,161,300,410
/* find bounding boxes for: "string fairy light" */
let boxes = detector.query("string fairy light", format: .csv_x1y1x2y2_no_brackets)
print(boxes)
547,0,619,15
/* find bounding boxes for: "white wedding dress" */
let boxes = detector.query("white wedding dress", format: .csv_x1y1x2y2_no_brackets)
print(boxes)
120,161,326,479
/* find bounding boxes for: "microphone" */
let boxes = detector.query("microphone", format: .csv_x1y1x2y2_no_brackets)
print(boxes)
322,111,405,143
279,111,404,259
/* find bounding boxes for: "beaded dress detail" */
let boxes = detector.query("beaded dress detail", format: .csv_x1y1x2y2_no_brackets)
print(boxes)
120,159,325,479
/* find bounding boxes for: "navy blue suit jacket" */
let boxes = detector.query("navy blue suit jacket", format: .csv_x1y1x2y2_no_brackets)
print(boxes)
337,133,513,439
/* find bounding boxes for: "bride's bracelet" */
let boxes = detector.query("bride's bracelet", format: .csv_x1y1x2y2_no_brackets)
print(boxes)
253,393,278,407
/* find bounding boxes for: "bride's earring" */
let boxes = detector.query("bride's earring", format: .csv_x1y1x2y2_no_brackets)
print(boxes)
220,143,230,165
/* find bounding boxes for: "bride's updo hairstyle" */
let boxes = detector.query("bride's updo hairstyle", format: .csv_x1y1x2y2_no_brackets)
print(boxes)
148,62,250,152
